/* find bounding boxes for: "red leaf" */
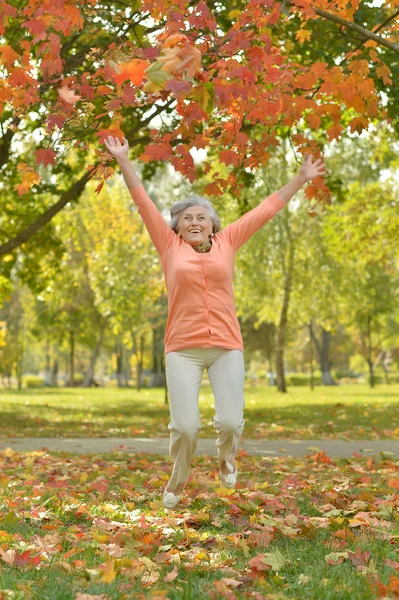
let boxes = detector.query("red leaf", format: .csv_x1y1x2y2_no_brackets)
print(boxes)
347,547,371,567
111,59,150,86
14,550,41,568
220,150,241,166
35,148,56,166
95,127,124,144
23,18,46,39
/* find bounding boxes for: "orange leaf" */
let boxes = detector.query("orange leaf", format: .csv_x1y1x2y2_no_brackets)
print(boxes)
112,59,150,86
376,63,392,85
14,163,41,196
0,44,19,67
158,44,202,78
388,478,399,490
296,28,311,43
58,84,81,104
95,126,124,144
164,33,189,48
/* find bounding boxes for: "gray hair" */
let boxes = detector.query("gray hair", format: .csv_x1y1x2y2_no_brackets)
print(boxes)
170,194,221,234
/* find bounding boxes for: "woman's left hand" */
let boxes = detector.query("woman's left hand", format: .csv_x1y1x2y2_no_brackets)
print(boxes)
299,155,327,182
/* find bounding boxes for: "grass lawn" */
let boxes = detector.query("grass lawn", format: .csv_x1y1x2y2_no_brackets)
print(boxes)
0,384,398,440
0,447,398,599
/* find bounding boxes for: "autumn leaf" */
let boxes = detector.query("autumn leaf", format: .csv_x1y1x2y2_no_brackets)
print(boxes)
296,29,311,43
248,550,285,572
157,44,202,78
58,84,81,104
95,127,125,144
163,33,189,48
14,163,41,196
325,551,348,565
0,44,19,67
35,148,57,166
347,547,371,567
376,63,392,85
111,59,150,86
100,556,116,583
220,150,241,167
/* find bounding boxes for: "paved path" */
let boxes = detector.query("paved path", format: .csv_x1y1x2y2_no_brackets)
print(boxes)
0,437,397,457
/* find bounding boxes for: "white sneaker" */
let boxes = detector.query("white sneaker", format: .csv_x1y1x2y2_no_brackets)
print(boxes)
219,460,238,489
163,489,182,509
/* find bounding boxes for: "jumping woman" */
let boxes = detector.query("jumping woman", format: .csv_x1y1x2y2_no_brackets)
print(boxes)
104,136,326,508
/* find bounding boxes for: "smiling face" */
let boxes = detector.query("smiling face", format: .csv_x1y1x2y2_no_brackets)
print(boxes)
178,205,213,246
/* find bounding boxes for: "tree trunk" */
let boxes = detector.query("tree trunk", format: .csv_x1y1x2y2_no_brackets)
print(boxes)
265,323,275,386
309,324,337,385
51,358,59,387
275,244,294,393
366,315,374,388
83,327,104,387
44,339,51,386
69,331,75,386
115,341,124,387
308,321,314,391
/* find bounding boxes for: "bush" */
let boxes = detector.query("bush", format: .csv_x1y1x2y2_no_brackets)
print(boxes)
24,375,45,388
286,372,322,386
73,374,84,385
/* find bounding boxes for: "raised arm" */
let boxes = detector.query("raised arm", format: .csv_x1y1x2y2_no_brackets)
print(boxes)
221,155,326,252
104,136,173,256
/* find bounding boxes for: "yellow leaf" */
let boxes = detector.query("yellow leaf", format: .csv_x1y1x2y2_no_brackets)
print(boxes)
215,486,235,495
100,557,116,583
228,9,241,19
296,29,312,43
93,530,109,544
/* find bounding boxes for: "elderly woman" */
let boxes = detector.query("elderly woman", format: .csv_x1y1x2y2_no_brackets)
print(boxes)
104,136,326,508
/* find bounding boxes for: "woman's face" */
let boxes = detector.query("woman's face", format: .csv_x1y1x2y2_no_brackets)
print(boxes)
178,205,213,246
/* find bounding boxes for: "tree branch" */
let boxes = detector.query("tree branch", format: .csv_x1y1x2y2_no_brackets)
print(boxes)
0,100,175,256
313,7,399,54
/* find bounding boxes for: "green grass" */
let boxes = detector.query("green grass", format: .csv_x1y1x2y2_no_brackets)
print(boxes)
0,383,398,440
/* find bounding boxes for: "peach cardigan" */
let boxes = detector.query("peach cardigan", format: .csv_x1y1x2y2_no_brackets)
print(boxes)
129,184,286,353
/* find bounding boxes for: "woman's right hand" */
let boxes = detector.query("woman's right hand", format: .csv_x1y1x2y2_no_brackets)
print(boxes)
104,136,129,161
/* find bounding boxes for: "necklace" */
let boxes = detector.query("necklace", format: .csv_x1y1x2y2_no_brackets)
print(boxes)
192,239,212,253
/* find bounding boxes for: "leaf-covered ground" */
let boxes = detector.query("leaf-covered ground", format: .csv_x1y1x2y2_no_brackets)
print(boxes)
0,448,398,599
1,384,399,440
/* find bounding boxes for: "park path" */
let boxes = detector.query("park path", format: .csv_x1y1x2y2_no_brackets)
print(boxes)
0,437,398,457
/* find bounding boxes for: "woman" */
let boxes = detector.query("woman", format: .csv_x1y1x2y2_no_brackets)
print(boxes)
104,135,326,508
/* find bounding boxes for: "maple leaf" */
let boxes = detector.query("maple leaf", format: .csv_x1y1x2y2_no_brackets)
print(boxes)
220,150,241,167
111,59,150,86
296,28,311,43
376,63,392,85
95,127,125,144
35,148,57,166
347,547,371,567
14,163,41,196
157,44,202,78
248,550,285,572
0,44,19,68
100,556,116,583
58,85,81,104
164,33,189,48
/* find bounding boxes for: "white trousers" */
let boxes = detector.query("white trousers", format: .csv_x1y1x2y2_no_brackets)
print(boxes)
165,347,245,491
